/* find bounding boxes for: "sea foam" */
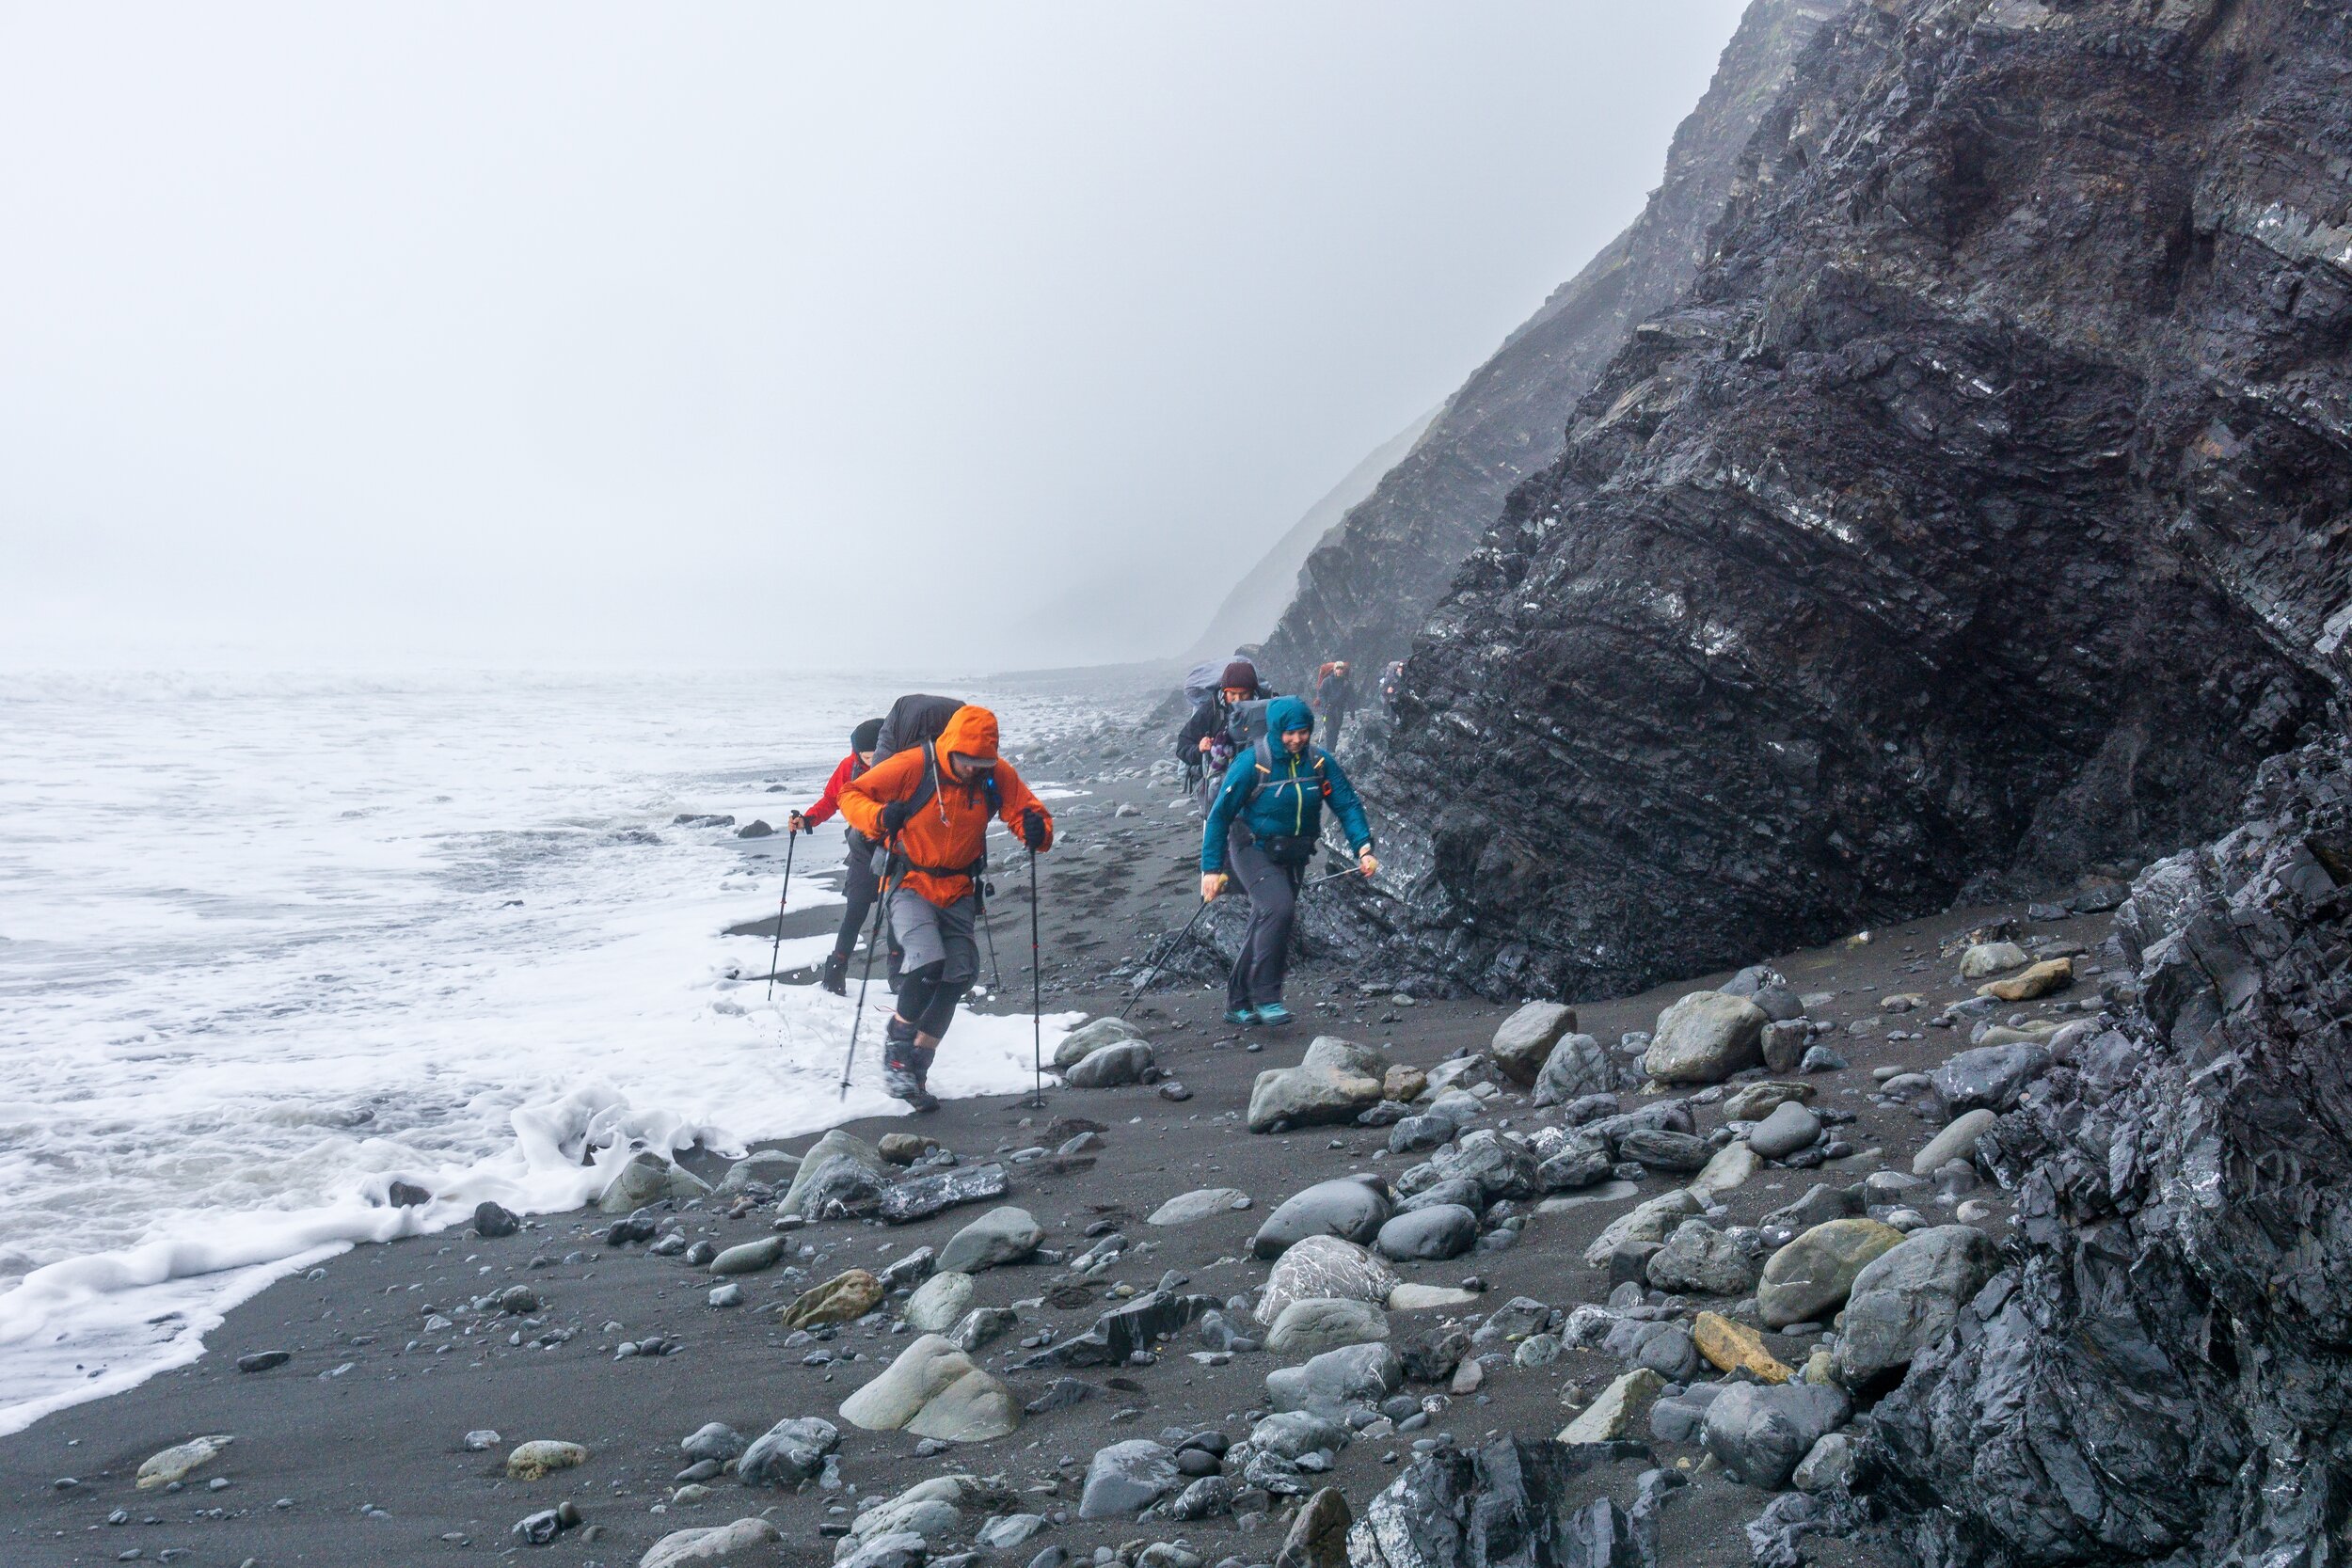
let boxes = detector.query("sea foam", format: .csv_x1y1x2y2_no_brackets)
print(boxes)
0,670,1086,1433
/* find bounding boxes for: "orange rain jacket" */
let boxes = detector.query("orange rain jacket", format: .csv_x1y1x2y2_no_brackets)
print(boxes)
837,705,1055,908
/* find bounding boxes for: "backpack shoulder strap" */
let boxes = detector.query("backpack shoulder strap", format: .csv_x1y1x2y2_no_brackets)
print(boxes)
903,741,942,818
1243,736,1276,804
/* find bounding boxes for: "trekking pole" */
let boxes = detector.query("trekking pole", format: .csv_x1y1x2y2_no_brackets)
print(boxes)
1026,847,1046,1110
839,877,889,1101
765,826,800,998
1118,892,1217,1020
978,880,1006,993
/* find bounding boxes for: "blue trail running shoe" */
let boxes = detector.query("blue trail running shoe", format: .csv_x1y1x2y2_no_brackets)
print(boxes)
1253,1002,1295,1027
1223,1006,1258,1028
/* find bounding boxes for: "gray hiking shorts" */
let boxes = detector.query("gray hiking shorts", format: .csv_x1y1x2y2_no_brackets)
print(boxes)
889,889,979,985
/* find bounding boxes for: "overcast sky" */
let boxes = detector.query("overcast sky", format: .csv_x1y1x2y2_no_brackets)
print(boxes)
0,3,1747,672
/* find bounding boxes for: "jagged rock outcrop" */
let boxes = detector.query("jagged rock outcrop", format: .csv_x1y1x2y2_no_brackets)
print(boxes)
1861,735,2352,1567
1256,0,1850,687
1363,0,2349,999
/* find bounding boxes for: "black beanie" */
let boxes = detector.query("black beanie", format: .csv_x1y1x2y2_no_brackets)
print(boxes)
1220,658,1258,689
851,718,882,752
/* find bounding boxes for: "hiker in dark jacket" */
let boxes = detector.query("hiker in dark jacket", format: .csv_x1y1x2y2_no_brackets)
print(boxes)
790,718,885,995
1312,660,1355,749
1177,658,1273,804
1200,694,1375,1028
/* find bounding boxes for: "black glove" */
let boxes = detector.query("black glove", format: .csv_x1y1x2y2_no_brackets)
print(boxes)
880,799,915,835
1020,810,1049,850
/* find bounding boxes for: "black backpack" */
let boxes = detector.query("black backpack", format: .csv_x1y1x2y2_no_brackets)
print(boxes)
872,693,962,768
1225,698,1275,750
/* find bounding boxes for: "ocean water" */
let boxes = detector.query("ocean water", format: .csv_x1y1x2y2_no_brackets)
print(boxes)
0,669,1092,1435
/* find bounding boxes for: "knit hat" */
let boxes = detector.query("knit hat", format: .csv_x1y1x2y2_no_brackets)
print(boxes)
850,718,882,752
1219,658,1258,690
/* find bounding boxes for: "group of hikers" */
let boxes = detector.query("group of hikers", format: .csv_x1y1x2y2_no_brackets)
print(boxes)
778,653,1385,1110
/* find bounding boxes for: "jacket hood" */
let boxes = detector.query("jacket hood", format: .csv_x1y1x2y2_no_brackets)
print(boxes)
1267,695,1314,736
936,705,1001,766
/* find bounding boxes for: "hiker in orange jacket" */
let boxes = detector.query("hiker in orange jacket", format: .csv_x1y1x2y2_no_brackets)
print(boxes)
837,705,1055,1109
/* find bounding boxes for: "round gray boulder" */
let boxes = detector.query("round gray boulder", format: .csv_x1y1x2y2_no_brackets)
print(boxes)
1250,1178,1391,1259
1375,1205,1480,1262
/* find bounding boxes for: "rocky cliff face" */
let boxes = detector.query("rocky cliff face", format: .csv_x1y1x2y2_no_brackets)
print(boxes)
1862,735,2352,1567
1256,0,1850,686
1364,0,2351,1003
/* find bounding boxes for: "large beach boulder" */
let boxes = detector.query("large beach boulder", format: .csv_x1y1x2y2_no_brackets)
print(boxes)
1645,991,1768,1083
1248,1037,1389,1132
938,1206,1043,1274
1835,1224,2001,1385
1264,1341,1403,1417
1375,1205,1479,1261
1250,1177,1391,1259
1079,1440,1179,1518
839,1334,1019,1442
642,1518,785,1568
738,1418,839,1487
1264,1298,1391,1355
1646,1219,1758,1297
1756,1218,1905,1328
1054,1016,1146,1071
1486,1002,1577,1086
1532,1033,1633,1108
598,1150,710,1213
777,1130,887,1219
1257,1235,1398,1324
904,1271,974,1334
1930,1042,2053,1116
1428,1129,1540,1199
1703,1382,1851,1489
1066,1040,1153,1088
1583,1189,1703,1268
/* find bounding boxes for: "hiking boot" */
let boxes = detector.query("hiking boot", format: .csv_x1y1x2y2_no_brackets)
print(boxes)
883,1025,940,1112
882,1067,938,1111
1223,1006,1258,1028
1253,1002,1295,1027
818,951,850,996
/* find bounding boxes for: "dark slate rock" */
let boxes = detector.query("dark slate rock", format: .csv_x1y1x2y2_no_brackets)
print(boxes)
1346,1439,1653,1568
1027,1291,1218,1369
1613,1129,1712,1173
1928,1043,2054,1117
739,1417,840,1487
876,1163,1009,1225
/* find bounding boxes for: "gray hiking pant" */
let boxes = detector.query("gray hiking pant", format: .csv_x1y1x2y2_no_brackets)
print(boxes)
1226,827,1298,1011
890,888,977,1037
833,829,880,955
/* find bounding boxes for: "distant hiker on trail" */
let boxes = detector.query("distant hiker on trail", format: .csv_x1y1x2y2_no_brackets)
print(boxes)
1177,657,1273,804
1200,693,1374,1028
788,717,884,995
837,704,1055,1110
1312,659,1355,749
1380,659,1406,715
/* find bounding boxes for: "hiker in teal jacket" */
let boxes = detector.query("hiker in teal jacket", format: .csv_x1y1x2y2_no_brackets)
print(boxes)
1200,694,1375,1027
